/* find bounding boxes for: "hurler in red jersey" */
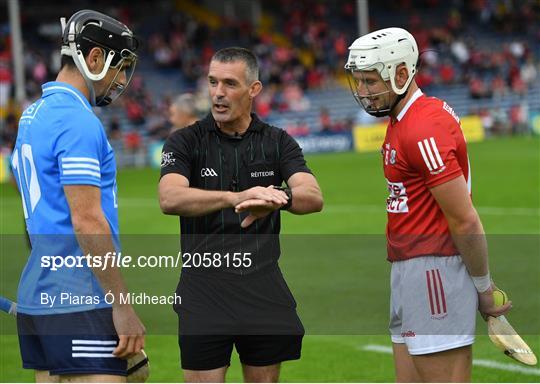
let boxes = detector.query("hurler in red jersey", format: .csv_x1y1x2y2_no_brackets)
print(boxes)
345,27,511,382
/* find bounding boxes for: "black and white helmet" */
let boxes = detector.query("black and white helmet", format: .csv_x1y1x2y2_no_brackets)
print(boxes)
60,9,139,106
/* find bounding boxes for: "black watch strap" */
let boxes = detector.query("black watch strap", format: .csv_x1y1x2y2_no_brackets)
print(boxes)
274,186,293,210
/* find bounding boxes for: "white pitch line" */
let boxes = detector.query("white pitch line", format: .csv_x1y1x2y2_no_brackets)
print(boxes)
473,359,540,375
2,197,538,216
361,344,540,376
108,199,540,217
363,344,393,353
321,204,540,217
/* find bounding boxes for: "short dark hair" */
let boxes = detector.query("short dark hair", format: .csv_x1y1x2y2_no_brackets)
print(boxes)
211,47,259,83
60,54,77,69
60,43,95,70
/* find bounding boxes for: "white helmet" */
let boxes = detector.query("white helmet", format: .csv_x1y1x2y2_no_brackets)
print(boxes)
345,27,418,95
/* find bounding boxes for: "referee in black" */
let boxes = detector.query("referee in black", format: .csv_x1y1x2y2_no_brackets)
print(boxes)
159,47,323,382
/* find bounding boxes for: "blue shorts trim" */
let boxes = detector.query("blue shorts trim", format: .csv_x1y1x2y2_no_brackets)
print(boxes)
17,308,127,376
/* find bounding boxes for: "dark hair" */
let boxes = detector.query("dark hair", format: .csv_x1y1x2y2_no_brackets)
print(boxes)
60,42,94,70
211,47,259,83
60,54,77,69
60,46,109,70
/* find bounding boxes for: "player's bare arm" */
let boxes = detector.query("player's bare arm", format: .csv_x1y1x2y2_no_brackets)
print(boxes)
64,185,145,359
159,173,289,217
429,176,512,318
284,172,323,214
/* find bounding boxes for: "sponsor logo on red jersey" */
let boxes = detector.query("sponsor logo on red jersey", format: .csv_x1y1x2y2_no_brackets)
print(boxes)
386,180,409,213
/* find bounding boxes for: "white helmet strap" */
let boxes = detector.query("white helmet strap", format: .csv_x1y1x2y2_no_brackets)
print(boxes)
60,17,67,34
388,63,414,95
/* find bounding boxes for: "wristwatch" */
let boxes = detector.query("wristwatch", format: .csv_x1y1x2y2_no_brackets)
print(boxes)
274,186,293,210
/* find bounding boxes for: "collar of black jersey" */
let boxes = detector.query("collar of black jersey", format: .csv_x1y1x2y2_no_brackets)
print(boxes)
201,112,264,139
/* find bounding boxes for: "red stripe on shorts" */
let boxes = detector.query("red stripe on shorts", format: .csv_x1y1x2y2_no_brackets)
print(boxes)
436,269,447,314
431,269,441,314
426,270,435,315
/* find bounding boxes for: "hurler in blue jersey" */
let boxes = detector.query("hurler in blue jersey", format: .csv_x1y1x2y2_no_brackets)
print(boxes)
11,9,145,381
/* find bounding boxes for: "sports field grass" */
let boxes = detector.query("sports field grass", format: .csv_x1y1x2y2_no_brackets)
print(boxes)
1,136,539,382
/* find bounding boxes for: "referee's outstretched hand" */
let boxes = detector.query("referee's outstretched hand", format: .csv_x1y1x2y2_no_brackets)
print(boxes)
112,304,146,359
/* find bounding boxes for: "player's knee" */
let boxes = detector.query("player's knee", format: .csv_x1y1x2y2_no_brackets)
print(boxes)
58,374,126,383
242,365,280,383
183,368,227,383
412,346,472,382
35,370,59,383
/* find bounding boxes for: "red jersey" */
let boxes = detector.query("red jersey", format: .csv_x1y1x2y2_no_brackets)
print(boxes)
382,89,470,261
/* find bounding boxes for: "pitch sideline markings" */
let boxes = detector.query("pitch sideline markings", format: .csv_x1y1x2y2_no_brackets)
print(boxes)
113,198,540,217
361,344,540,376
318,204,540,217
1,197,539,216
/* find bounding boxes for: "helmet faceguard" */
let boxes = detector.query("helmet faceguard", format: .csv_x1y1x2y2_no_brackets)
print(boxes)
60,10,139,106
344,27,418,116
346,63,395,117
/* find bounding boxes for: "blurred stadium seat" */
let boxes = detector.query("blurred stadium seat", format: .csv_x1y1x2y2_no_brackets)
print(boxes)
1,0,538,165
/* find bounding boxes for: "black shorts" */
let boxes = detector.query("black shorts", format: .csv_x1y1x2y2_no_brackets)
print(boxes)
17,308,126,376
179,334,303,370
175,266,304,370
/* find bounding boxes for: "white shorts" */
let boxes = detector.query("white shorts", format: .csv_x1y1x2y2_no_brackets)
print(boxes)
389,255,477,355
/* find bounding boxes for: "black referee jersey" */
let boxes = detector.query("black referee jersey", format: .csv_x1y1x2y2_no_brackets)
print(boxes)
160,113,312,276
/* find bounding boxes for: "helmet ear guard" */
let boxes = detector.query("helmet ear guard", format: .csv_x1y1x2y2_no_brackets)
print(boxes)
387,60,416,96
60,10,139,106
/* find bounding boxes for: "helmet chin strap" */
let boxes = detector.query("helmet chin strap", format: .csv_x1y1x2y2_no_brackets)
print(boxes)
364,85,408,117
95,80,120,107
72,49,98,106
365,107,390,118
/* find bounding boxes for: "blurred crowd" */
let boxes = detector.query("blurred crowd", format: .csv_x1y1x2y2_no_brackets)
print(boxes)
1,0,539,157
